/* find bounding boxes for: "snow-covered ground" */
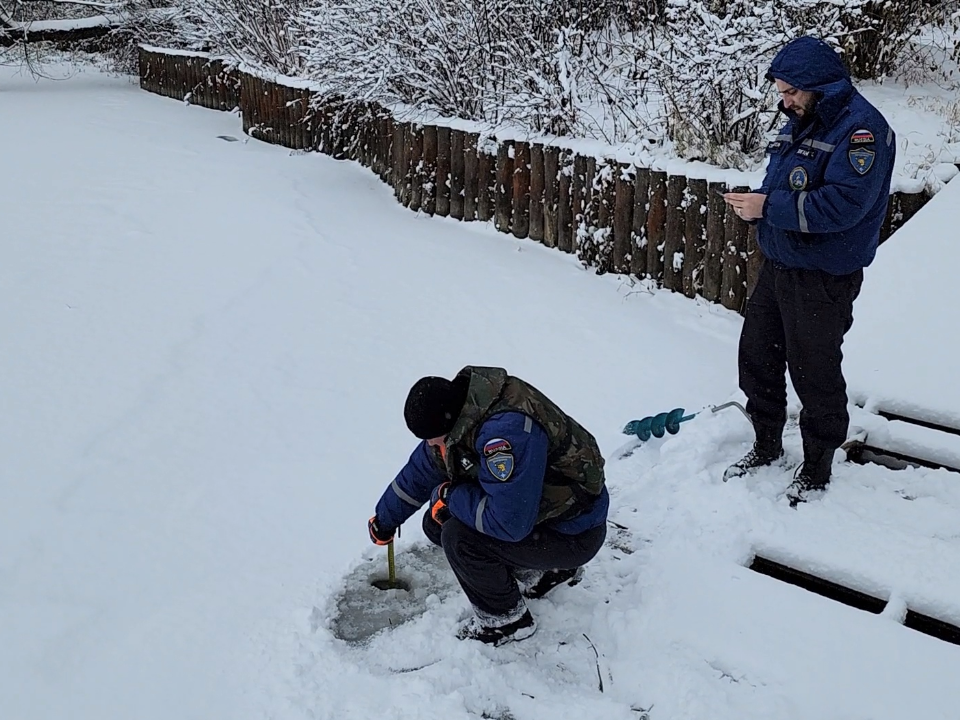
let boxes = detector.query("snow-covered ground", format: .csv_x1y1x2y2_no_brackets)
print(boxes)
3,64,960,720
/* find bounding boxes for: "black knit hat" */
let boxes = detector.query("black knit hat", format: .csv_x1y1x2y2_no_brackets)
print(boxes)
403,374,470,440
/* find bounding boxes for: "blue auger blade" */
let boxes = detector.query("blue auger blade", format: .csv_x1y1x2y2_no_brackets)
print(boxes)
622,408,698,439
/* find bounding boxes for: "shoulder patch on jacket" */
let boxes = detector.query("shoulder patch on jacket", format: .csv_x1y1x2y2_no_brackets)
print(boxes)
789,166,808,190
483,438,512,457
850,128,875,145
486,452,515,481
849,148,876,175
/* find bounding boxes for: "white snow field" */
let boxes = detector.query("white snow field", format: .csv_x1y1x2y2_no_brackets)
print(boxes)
3,65,960,720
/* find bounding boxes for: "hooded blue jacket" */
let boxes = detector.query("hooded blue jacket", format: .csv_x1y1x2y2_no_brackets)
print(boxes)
755,36,896,275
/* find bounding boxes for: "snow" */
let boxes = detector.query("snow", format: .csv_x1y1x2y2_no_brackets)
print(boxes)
4,62,960,720
7,14,117,32
846,175,960,430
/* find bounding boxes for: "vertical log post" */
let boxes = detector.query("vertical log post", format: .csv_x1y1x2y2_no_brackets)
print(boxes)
721,185,750,312
435,126,451,217
663,174,687,292
464,133,480,222
744,224,764,307
495,140,514,233
646,170,667,285
593,159,616,273
450,129,465,220
703,181,726,303
421,125,438,216
631,167,650,279
477,139,496,222
683,177,708,299
542,146,559,248
512,141,531,239
529,144,545,243
613,164,634,274
408,124,424,213
392,122,407,203
558,150,574,253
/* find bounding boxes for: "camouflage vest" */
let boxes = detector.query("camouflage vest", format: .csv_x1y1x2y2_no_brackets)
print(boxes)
432,366,605,524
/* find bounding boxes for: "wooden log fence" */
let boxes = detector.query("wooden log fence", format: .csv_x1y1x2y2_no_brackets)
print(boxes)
138,46,933,316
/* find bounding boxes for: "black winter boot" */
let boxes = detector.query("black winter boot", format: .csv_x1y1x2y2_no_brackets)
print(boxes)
785,441,833,507
456,604,537,646
519,567,585,600
723,424,785,481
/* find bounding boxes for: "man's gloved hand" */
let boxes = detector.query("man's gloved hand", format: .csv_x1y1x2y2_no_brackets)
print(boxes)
367,516,395,546
430,482,452,525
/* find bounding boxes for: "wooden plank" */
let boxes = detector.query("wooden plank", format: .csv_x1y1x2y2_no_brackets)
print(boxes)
512,141,531,239
495,140,513,233
449,129,465,220
557,150,574,253
542,146,559,248
663,174,686,292
613,164,634,274
529,143,545,243
394,122,409,205
408,124,424,213
703,181,727,303
477,139,495,222
631,167,649,279
646,170,667,284
721,185,749,312
572,154,597,256
436,126,451,217
683,177,708,299
592,159,616,273
382,115,394,182
422,124,438,216
745,223,763,301
463,132,480,221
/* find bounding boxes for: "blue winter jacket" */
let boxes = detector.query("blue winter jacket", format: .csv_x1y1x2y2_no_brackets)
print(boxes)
375,411,609,542
755,36,896,275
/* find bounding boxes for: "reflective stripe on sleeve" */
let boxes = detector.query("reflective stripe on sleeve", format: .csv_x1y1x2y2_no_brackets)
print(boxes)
475,496,488,533
390,479,421,508
797,191,810,233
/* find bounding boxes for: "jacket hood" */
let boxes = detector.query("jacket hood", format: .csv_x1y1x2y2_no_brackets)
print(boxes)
767,36,853,122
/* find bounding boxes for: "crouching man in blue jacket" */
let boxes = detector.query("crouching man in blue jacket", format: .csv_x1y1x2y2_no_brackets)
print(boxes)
723,36,896,505
367,366,609,646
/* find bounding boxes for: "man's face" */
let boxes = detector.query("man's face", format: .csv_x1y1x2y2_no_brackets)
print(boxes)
775,79,816,117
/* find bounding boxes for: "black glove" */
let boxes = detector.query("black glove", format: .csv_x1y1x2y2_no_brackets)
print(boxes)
368,516,395,546
429,482,452,525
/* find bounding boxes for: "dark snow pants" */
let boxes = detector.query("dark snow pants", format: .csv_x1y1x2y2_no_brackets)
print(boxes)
422,510,606,617
739,260,863,452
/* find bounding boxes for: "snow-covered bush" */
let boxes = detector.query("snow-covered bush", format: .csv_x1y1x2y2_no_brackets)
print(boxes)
828,0,959,80
178,0,305,72
642,1,796,168
297,0,626,134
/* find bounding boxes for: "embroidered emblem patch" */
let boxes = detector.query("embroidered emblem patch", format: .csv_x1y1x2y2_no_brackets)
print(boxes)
849,148,876,175
486,452,515,481
850,129,876,145
789,166,808,190
483,438,512,457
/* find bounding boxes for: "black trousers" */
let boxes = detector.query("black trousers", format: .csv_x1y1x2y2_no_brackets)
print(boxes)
422,510,606,617
739,260,863,452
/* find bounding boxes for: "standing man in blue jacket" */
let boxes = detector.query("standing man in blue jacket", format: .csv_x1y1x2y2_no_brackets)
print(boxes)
367,366,609,646
722,36,896,505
